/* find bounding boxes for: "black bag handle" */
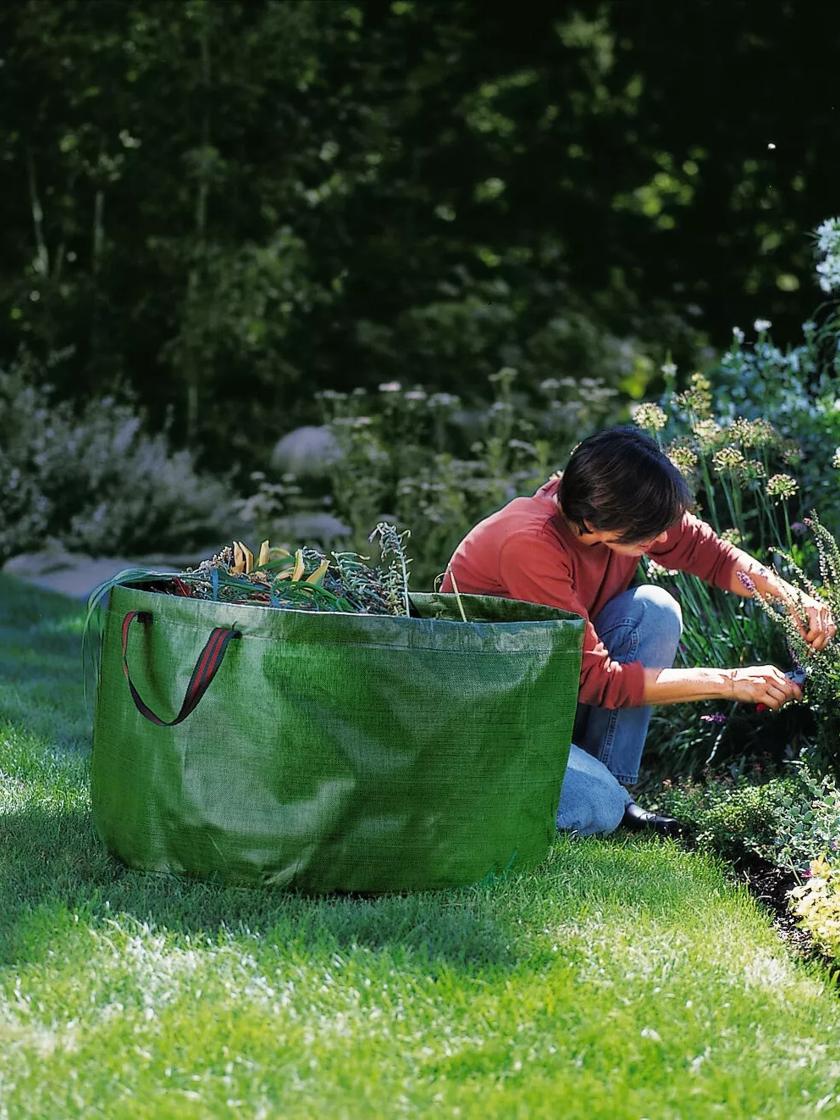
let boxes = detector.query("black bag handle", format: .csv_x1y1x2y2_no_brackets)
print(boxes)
120,610,241,726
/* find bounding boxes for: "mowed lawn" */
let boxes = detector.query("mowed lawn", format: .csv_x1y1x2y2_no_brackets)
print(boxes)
1,578,839,1120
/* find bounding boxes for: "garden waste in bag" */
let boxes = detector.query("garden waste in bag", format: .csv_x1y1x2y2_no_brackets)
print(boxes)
89,546,584,893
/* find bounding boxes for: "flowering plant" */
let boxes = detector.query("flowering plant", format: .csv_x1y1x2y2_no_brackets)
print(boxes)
637,374,806,772
789,857,840,962
814,217,840,295
736,512,840,775
639,218,840,776
312,367,617,586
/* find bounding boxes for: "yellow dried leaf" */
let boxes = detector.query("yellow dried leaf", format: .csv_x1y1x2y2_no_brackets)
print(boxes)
305,559,330,586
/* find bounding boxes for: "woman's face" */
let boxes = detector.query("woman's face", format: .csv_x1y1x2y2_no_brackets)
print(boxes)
555,495,672,557
581,525,670,557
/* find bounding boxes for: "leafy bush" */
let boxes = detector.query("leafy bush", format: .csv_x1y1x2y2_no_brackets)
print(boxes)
655,763,840,873
0,355,235,563
653,772,794,865
658,760,840,962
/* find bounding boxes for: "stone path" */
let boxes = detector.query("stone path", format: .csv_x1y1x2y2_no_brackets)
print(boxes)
3,547,208,601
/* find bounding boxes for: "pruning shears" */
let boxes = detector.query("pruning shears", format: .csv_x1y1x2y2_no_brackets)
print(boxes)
756,666,807,713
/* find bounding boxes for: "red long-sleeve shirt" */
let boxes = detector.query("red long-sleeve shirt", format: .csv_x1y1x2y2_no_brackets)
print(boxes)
440,476,740,709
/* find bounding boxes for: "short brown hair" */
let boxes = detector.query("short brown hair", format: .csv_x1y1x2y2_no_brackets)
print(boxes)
559,426,691,544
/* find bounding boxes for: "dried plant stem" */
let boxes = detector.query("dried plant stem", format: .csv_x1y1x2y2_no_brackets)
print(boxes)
448,567,468,623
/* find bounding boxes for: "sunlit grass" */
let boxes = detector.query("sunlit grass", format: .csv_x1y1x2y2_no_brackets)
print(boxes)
1,576,840,1119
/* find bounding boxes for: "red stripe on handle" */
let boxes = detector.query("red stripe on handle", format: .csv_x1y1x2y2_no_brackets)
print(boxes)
121,611,241,726
195,626,226,689
181,627,233,720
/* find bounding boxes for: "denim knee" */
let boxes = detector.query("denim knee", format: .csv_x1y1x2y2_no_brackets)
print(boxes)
556,744,629,836
633,584,682,662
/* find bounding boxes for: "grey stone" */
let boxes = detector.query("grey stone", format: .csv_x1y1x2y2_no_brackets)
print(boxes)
270,425,343,478
271,512,351,547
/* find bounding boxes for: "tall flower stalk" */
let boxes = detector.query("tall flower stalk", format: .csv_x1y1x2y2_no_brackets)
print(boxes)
635,372,814,773
733,512,840,777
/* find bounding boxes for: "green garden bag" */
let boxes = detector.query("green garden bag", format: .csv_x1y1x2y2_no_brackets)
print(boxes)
91,584,584,892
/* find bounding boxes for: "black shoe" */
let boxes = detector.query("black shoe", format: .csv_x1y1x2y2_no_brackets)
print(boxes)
621,800,684,839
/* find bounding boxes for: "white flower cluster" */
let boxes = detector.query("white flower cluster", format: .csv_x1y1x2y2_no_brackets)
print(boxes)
631,401,668,433
765,472,799,502
815,217,840,293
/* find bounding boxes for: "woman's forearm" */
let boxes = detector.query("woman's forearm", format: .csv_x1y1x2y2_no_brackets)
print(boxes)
726,546,796,601
641,666,732,706
641,663,801,708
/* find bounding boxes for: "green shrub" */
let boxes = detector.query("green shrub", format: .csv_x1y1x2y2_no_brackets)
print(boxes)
656,763,840,873
655,773,793,865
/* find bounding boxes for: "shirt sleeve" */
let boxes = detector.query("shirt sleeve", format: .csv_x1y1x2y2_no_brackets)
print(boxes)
497,532,647,710
646,511,740,590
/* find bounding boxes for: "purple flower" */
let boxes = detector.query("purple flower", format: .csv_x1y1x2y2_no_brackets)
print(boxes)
701,712,728,725
737,571,756,593
791,521,808,538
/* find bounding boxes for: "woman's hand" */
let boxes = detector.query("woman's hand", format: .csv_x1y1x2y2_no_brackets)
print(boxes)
788,592,836,652
726,666,803,709
729,555,836,652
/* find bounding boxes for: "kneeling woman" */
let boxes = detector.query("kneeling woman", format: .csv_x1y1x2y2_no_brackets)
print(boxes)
440,426,834,835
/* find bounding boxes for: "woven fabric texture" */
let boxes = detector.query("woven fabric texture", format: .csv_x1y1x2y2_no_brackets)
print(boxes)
91,585,584,892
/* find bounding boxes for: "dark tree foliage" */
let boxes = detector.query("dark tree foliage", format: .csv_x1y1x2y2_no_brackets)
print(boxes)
0,0,838,469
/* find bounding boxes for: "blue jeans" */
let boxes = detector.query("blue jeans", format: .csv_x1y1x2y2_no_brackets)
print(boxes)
556,585,682,836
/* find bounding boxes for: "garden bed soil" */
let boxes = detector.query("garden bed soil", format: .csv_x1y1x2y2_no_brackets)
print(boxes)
737,856,819,960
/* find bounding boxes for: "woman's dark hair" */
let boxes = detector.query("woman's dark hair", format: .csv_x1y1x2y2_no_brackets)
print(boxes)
558,426,692,544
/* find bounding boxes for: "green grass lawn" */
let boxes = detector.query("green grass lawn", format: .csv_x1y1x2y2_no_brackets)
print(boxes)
2,578,840,1119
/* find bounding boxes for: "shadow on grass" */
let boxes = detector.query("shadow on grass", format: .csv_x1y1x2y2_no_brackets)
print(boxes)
0,580,92,752
0,801,533,975
0,794,740,987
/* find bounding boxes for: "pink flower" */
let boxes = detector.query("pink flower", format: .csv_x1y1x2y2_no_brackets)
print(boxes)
701,712,728,725
737,571,756,593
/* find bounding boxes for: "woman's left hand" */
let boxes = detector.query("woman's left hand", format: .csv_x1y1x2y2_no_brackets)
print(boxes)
791,592,837,651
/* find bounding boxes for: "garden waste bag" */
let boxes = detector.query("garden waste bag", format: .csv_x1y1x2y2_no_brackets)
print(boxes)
91,584,584,892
